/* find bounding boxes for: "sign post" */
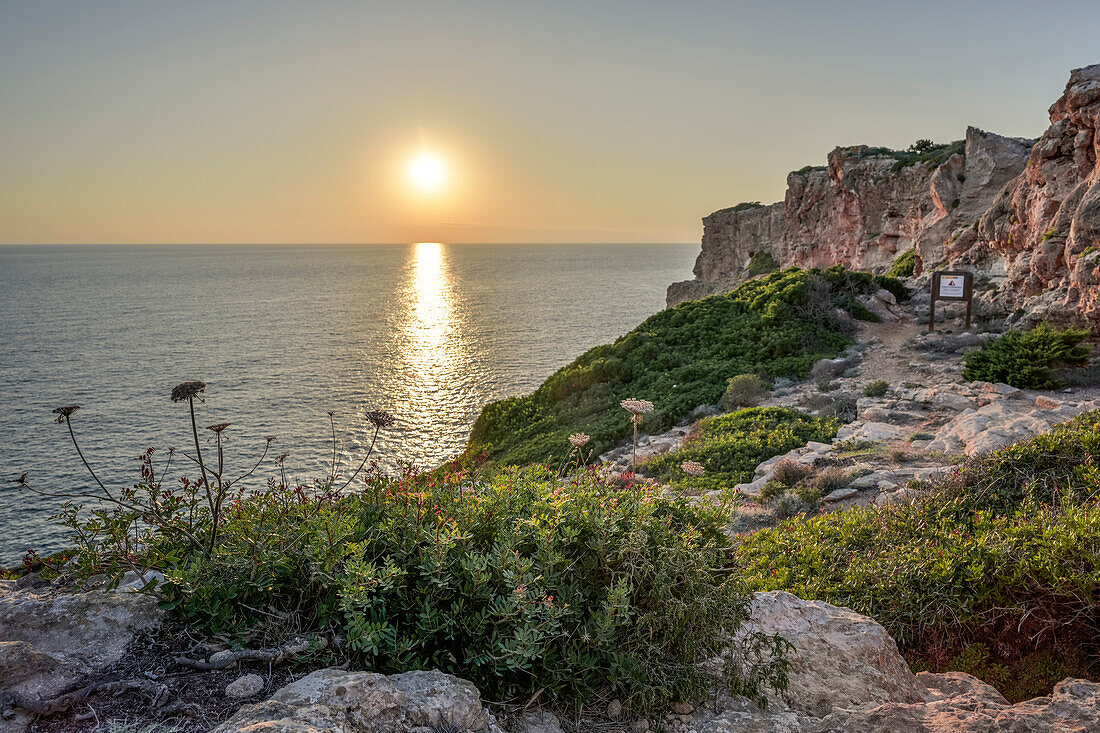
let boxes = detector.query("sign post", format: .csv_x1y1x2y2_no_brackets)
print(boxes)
928,270,974,332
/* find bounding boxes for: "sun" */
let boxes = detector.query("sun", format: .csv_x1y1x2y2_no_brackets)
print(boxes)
407,151,448,193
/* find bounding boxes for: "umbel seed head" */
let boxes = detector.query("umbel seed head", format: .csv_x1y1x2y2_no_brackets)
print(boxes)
568,433,590,448
53,405,80,423
620,398,654,415
171,381,206,402
366,410,396,429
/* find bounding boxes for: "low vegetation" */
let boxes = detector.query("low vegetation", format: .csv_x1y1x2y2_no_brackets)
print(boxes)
721,374,769,411
735,411,1100,700
862,379,889,397
961,322,1090,389
470,267,906,465
744,250,780,278
860,139,965,173
887,248,916,278
641,407,840,494
16,388,791,715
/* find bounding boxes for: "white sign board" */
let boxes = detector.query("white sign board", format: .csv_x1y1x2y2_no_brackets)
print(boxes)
938,275,965,298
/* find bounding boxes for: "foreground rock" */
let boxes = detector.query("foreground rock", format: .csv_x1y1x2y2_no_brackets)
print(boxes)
689,592,1100,733
212,668,493,733
0,574,162,720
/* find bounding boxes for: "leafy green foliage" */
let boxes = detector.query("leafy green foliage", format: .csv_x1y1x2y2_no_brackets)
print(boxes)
641,407,840,493
962,323,1090,389
863,380,889,397
721,374,768,411
65,466,789,713
470,267,906,466
735,411,1100,698
713,201,767,215
744,251,779,278
858,140,964,173
887,249,916,278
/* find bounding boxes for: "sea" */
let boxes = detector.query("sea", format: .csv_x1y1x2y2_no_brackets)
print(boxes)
0,243,697,565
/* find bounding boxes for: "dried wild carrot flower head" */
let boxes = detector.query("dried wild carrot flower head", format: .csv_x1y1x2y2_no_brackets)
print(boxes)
568,433,590,448
53,405,80,423
275,453,290,464
620,398,654,415
366,410,396,429
206,423,231,434
171,382,206,402
681,460,705,477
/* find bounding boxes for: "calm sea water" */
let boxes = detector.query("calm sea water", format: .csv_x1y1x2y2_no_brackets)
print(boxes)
0,243,695,565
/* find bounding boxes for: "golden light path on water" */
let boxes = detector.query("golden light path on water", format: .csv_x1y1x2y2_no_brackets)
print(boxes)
387,242,472,466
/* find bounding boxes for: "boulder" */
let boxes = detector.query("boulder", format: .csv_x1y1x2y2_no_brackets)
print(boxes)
0,577,162,712
388,670,489,731
212,668,494,733
735,592,926,716
226,673,266,699
696,594,1100,732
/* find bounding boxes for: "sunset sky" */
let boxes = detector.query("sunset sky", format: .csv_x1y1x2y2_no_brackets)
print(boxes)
2,1,1098,245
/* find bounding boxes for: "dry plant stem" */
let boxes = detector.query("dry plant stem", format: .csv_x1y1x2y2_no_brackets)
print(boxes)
336,425,380,492
11,678,169,715
63,415,113,500
187,396,211,514
329,412,338,482
632,420,638,471
231,440,272,485
174,635,325,670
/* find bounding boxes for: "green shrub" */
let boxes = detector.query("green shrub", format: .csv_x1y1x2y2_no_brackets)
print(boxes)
812,466,850,494
760,480,787,502
863,380,889,397
60,466,789,713
735,411,1100,699
745,251,780,278
887,249,916,278
962,323,1090,389
722,374,769,411
1040,227,1060,243
470,267,906,465
642,407,840,493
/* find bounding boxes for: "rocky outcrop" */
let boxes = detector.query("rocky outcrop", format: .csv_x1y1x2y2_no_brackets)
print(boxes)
212,668,494,733
0,574,162,719
685,592,1100,733
670,66,1100,328
668,129,1032,308
962,63,1100,325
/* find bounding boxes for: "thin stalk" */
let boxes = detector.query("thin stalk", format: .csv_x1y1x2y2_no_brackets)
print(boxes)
336,425,380,492
329,412,338,483
64,416,113,500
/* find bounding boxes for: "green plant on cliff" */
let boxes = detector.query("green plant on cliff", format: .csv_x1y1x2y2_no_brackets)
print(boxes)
17,390,793,714
713,201,767,216
641,407,840,493
469,267,907,466
962,323,1090,389
744,250,780,278
735,411,1100,700
887,249,916,278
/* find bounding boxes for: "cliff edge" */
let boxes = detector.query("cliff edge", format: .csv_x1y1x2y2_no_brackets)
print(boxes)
669,64,1100,327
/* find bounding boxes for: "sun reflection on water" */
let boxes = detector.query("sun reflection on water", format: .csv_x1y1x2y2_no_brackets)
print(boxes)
393,242,469,463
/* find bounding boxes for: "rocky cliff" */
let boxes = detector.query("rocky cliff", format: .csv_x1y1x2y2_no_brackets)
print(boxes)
669,64,1100,327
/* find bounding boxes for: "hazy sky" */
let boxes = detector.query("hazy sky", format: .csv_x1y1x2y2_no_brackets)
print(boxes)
2,1,1098,245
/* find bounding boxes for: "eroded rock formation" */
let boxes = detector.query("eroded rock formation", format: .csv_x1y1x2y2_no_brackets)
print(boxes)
669,65,1100,327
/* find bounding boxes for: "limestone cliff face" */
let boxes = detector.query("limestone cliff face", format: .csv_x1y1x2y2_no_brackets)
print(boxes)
664,67,1100,325
668,128,1033,308
958,63,1100,325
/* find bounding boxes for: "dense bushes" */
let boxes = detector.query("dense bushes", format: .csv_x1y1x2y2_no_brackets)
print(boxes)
641,407,840,493
962,323,1090,389
887,249,915,278
470,267,906,466
734,411,1100,699
721,374,768,411
59,464,789,713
